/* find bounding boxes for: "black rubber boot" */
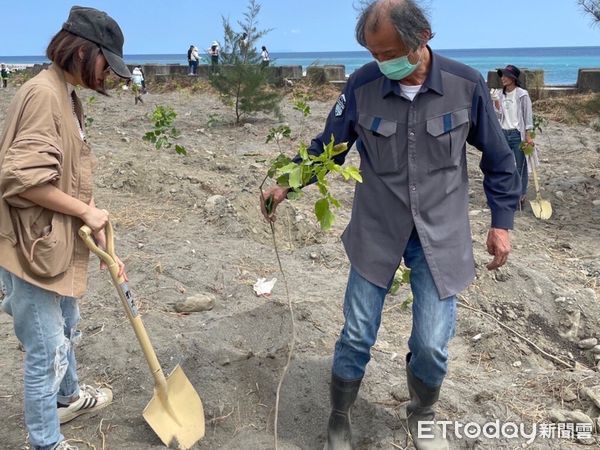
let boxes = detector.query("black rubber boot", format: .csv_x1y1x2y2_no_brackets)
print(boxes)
324,374,362,450
406,356,449,450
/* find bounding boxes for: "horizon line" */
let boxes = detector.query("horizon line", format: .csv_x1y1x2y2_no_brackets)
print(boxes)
1,44,599,58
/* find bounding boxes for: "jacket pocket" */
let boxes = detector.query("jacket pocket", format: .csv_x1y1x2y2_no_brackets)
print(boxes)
426,108,470,173
13,207,74,278
357,113,399,175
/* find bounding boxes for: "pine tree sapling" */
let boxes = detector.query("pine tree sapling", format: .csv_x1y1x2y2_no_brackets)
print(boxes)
210,0,281,124
143,105,187,155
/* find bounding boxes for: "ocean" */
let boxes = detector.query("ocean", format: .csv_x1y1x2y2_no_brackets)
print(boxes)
1,46,599,85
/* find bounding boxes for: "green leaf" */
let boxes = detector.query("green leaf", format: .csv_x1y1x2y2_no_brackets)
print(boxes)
289,166,303,189
175,145,187,155
332,142,348,156
344,166,363,183
277,162,298,175
299,145,309,161
329,196,341,208
317,181,328,196
287,190,303,200
276,174,290,187
315,198,334,230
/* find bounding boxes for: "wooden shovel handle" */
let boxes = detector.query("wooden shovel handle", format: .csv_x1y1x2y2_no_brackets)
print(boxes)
78,221,124,284
79,221,170,395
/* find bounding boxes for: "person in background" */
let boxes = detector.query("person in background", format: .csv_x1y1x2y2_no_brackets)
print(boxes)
209,41,220,72
239,32,249,60
260,1,520,448
189,45,201,75
131,66,145,104
1,64,9,88
260,45,270,68
187,44,194,75
0,6,129,450
491,64,535,209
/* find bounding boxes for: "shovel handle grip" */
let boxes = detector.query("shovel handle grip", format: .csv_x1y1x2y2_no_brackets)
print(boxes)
78,221,124,284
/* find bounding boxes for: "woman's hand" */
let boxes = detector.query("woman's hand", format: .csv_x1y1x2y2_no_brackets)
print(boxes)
80,206,109,232
93,228,128,281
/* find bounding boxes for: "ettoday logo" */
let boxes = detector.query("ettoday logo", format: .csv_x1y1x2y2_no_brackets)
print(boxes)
418,420,594,444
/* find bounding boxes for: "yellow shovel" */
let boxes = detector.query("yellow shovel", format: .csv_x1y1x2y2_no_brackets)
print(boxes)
529,162,553,220
79,222,205,449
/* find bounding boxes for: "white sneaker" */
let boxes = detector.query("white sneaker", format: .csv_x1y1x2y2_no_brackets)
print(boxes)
58,384,113,424
54,441,79,450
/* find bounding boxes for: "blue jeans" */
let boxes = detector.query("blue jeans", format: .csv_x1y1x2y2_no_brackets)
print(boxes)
0,268,82,450
503,129,528,196
332,230,457,388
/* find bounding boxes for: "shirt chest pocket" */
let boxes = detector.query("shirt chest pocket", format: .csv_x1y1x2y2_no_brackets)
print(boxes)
425,108,470,173
357,113,400,175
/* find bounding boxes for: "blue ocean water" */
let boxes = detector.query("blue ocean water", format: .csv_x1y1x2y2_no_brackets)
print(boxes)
1,46,599,85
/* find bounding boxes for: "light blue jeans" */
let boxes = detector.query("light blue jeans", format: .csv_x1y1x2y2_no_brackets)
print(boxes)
503,129,528,197
0,268,82,450
332,229,457,388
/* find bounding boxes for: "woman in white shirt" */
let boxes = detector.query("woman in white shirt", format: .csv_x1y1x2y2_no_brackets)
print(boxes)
261,46,270,68
492,64,534,209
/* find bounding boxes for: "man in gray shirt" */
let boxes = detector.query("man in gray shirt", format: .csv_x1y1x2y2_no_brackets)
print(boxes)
261,1,520,448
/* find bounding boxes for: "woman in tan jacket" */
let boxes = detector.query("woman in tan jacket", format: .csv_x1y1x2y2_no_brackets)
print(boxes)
0,7,130,450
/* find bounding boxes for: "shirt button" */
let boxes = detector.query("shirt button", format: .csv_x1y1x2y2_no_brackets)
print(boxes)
410,185,416,191
409,130,415,137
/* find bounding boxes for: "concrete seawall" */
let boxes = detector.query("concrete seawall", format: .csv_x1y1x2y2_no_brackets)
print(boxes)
24,63,600,96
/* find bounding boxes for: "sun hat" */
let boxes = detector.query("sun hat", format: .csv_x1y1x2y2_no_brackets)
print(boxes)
497,64,521,81
62,6,131,78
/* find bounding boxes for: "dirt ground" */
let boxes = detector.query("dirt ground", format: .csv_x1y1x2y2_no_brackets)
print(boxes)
0,80,599,450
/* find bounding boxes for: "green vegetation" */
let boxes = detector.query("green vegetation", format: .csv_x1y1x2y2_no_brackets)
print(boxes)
266,131,361,230
209,0,281,124
143,105,187,155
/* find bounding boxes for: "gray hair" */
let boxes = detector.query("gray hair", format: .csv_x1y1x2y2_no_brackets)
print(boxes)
355,0,433,50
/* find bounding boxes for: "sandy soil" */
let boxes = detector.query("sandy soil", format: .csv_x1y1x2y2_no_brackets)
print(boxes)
0,80,599,450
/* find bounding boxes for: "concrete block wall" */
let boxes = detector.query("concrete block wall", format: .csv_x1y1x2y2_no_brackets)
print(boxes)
576,69,600,93
486,68,545,92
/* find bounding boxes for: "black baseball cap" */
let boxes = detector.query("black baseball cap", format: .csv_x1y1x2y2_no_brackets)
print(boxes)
62,6,131,79
497,65,520,81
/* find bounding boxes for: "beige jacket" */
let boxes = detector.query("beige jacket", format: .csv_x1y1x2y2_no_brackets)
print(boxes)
0,65,95,297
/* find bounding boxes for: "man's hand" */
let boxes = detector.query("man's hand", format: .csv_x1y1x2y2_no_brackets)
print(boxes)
260,185,289,222
486,228,511,270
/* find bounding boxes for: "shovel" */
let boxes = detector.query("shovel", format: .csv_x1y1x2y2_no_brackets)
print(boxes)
79,222,205,449
529,162,553,220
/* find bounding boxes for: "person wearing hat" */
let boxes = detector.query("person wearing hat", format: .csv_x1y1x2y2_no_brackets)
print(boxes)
209,41,220,71
0,6,129,450
492,64,534,208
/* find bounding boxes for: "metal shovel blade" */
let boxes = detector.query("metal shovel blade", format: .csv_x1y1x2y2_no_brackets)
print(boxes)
143,365,205,449
530,198,553,220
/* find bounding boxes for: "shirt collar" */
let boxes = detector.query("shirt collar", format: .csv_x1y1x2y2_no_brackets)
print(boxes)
381,46,444,98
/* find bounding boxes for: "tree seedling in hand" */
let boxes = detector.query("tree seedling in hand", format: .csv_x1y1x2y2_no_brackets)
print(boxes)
266,135,362,230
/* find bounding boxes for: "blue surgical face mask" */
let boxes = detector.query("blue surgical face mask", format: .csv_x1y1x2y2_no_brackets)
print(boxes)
377,53,420,81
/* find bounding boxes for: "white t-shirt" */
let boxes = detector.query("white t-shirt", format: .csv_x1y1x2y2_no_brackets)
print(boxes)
500,89,519,130
261,50,269,62
399,83,422,101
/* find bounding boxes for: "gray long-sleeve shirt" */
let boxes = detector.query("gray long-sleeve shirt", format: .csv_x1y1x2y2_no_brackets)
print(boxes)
306,49,521,298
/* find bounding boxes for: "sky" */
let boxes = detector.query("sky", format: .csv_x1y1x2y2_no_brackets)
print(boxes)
0,0,598,55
